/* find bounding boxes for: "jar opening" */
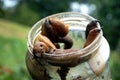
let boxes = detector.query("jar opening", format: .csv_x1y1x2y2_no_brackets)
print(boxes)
27,12,103,63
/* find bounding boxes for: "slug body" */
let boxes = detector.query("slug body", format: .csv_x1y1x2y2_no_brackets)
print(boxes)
35,34,56,50
33,42,49,58
49,18,69,37
86,20,99,38
41,18,73,49
84,28,101,47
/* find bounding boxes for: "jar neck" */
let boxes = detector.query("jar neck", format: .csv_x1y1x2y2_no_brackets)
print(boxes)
27,12,103,66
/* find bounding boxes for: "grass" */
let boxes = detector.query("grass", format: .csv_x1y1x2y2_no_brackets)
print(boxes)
110,51,120,80
0,19,30,80
0,19,119,80
0,19,30,39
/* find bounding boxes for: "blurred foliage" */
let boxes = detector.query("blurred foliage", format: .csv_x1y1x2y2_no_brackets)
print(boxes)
89,0,120,50
110,51,120,80
1,0,71,26
0,0,4,17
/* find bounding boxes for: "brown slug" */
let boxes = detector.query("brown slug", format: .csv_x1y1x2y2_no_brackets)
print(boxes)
35,34,56,50
41,18,73,49
33,42,49,57
49,18,69,37
85,20,99,38
58,36,73,49
84,28,101,47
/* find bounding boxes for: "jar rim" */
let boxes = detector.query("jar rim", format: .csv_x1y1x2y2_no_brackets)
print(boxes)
27,12,103,62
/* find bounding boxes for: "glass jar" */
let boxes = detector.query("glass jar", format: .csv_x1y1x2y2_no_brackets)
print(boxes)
26,12,111,80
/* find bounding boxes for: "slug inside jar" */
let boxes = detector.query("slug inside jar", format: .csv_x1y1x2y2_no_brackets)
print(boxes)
26,12,111,80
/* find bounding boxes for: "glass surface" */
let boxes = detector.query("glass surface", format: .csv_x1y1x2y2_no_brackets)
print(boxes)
26,12,111,80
